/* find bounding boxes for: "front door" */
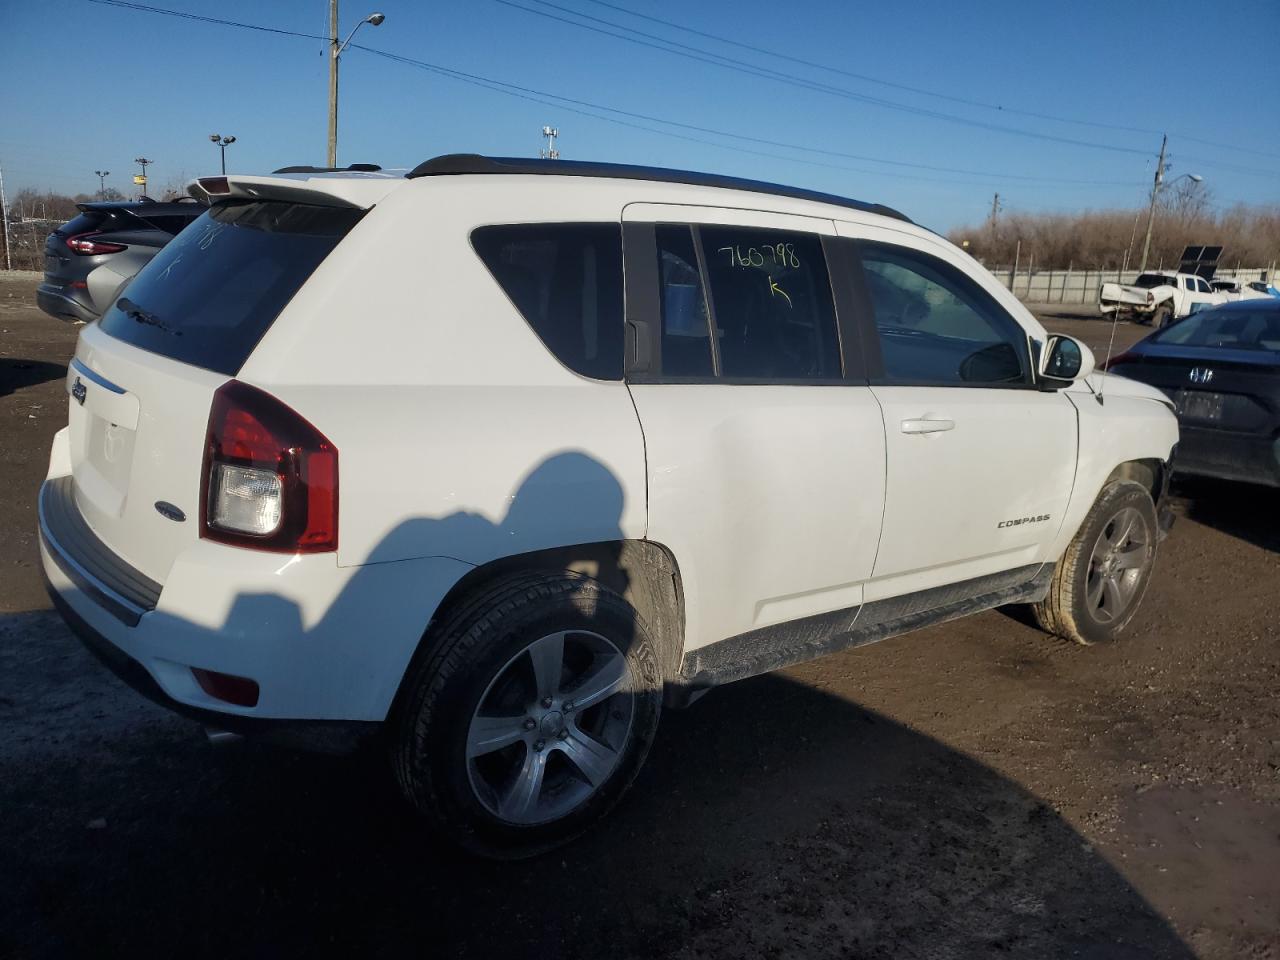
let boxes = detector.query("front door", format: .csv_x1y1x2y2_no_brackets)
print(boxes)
833,224,1078,601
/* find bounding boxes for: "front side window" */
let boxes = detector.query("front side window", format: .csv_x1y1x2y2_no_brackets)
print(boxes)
859,243,1030,385
699,226,841,380
472,224,624,380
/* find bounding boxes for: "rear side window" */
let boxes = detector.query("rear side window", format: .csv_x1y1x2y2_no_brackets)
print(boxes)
98,200,363,376
472,224,624,380
655,225,713,377
699,225,841,380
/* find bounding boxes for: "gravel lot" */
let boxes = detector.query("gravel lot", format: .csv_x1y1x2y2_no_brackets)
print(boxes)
2,275,1277,959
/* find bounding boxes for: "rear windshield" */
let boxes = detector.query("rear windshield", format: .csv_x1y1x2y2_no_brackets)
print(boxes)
98,200,363,375
58,211,110,235
1153,307,1280,351
1134,274,1173,289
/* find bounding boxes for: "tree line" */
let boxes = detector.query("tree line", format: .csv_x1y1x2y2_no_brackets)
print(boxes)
947,185,1279,271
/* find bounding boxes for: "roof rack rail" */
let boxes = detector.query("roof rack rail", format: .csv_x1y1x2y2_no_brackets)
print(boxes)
405,154,911,223
271,163,383,174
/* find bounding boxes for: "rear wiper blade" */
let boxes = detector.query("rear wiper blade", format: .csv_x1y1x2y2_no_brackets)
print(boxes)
117,297,180,335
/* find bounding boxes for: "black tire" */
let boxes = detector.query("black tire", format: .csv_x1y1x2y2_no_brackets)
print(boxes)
1032,481,1159,645
392,571,663,858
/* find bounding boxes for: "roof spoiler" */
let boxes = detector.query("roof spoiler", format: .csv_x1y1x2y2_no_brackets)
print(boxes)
186,174,380,208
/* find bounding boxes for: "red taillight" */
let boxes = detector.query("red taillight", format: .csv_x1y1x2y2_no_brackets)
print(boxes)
65,232,127,255
191,668,260,707
200,380,338,553
1147,292,1154,304
1101,350,1136,371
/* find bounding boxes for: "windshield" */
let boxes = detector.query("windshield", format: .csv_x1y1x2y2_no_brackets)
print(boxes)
97,200,364,375
1153,307,1280,351
1133,274,1173,290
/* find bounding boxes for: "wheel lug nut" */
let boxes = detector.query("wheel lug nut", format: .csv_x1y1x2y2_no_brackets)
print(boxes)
558,728,568,740
533,739,545,751
541,697,553,708
523,718,535,730
562,701,574,712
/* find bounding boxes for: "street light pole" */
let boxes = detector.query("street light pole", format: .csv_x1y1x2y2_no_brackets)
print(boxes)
209,134,237,175
327,3,385,167
95,170,110,199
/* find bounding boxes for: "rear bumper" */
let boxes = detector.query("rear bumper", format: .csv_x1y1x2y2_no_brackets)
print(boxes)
38,468,473,730
1174,426,1280,488
36,283,97,323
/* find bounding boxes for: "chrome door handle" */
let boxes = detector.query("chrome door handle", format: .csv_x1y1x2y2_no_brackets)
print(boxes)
900,417,955,435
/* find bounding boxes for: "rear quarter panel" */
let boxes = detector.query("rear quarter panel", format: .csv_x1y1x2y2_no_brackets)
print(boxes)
238,178,648,571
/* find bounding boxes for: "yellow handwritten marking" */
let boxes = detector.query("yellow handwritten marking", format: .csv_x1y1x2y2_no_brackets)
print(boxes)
769,279,792,307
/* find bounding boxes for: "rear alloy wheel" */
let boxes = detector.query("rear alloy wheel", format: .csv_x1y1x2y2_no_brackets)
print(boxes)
466,629,633,825
393,572,662,857
1033,481,1159,645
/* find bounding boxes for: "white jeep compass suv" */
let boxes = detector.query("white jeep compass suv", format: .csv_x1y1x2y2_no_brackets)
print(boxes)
40,155,1178,855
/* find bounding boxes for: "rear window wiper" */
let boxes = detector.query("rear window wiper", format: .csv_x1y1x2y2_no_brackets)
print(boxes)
118,297,180,336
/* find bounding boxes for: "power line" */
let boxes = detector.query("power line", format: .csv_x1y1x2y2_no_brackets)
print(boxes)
496,0,1157,158
84,0,326,40
353,43,1143,186
573,0,1280,163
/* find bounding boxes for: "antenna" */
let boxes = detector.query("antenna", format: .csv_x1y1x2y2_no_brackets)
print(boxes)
539,125,560,160
1098,255,1123,405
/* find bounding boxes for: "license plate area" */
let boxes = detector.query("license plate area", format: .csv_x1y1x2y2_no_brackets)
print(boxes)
1174,389,1226,423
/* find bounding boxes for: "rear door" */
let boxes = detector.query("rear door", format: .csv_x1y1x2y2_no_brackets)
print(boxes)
622,203,886,655
64,199,364,583
833,221,1077,600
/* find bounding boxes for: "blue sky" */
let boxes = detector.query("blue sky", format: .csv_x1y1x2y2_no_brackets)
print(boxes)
2,0,1278,231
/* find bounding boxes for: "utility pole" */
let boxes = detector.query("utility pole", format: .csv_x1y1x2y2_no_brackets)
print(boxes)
328,0,339,167
0,156,11,271
988,192,1000,250
1138,134,1167,273
95,170,111,199
327,3,384,167
540,126,560,159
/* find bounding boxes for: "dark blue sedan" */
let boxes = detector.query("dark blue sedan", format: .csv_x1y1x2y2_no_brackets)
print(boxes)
1104,299,1280,487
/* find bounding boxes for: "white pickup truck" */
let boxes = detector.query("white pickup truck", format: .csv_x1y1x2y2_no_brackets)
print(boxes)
1099,271,1225,325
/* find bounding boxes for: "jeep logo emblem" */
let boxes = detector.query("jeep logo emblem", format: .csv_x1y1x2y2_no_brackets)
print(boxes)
71,377,87,406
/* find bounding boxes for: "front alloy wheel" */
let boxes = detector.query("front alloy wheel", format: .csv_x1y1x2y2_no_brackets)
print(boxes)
1084,505,1153,626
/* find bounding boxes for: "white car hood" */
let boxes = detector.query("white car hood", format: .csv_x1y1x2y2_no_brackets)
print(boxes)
1067,371,1173,408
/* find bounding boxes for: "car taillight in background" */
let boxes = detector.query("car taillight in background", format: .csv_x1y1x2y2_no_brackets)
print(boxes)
1101,350,1136,371
65,232,128,255
201,381,338,552
1146,292,1154,305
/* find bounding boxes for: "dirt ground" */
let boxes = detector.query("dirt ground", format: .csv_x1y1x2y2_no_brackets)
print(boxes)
1,275,1277,959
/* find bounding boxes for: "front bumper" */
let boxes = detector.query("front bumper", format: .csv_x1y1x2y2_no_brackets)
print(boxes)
38,470,473,734
36,283,97,323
